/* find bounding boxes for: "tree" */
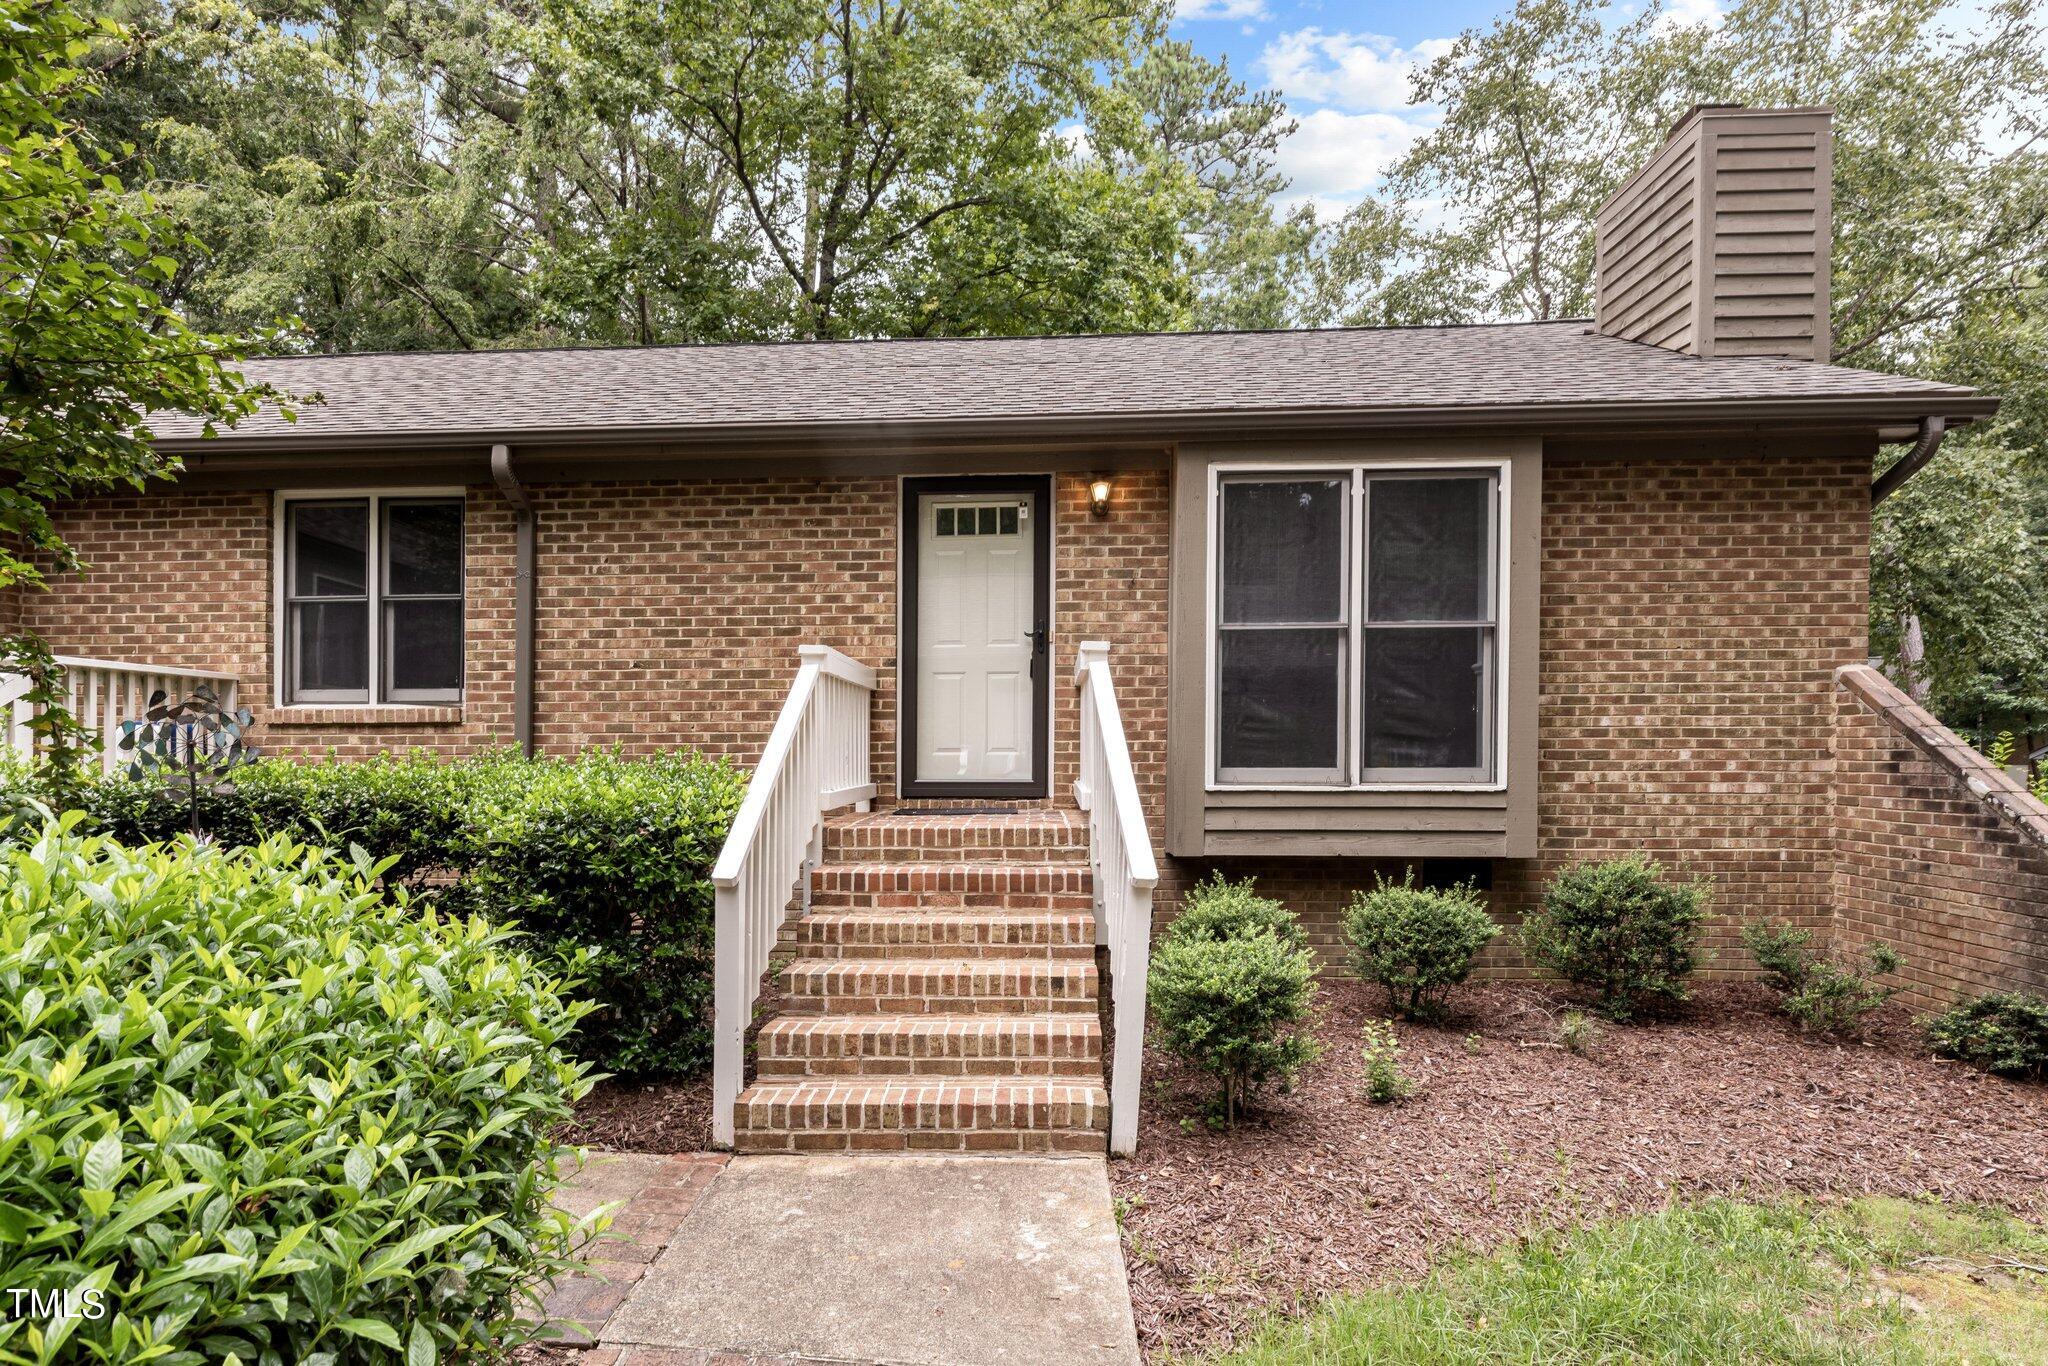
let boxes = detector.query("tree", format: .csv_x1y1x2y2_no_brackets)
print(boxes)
537,0,1191,340
0,0,285,592
1107,39,1314,330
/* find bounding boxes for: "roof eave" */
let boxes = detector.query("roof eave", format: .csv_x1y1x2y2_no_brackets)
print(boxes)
151,392,2000,459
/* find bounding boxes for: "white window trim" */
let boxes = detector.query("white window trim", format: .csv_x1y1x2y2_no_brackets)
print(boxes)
273,489,467,710
1203,458,1512,794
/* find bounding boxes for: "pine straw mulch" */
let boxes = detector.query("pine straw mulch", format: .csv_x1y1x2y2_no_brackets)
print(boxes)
553,1072,713,1154
1112,979,2048,1360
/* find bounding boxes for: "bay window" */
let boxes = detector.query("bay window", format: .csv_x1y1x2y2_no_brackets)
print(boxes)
281,494,465,705
1213,466,1502,787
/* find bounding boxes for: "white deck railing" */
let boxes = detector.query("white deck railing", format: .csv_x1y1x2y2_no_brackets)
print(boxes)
3,656,241,773
709,645,877,1148
1071,641,1159,1157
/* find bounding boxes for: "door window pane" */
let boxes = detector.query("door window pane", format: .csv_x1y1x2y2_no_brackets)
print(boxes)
385,502,463,596
1368,477,1491,622
292,601,369,695
1221,479,1345,624
387,600,463,694
1361,627,1486,772
290,504,368,597
1218,630,1342,775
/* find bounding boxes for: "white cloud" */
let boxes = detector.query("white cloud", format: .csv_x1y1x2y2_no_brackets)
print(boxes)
1271,107,1427,217
1652,0,1724,32
1175,0,1267,20
1260,28,1453,112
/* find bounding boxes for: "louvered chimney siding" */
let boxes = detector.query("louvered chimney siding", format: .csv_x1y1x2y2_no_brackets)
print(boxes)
1596,105,1832,362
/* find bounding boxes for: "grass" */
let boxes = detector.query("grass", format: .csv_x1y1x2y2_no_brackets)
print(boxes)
1210,1197,2048,1364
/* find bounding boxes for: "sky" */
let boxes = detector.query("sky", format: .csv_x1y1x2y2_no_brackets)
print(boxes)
1165,0,1719,220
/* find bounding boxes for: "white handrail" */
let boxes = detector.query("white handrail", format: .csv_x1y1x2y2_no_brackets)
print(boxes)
1,656,241,774
1071,641,1158,1157
709,644,876,1148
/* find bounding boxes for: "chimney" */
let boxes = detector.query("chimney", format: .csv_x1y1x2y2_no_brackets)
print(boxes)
1595,104,1832,361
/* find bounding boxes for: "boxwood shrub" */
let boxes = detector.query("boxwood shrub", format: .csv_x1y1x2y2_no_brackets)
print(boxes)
1520,855,1710,1022
1344,869,1500,1021
52,749,746,1076
0,819,602,1363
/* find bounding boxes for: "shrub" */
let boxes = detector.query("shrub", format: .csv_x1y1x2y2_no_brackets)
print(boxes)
1360,1021,1413,1104
1343,869,1499,1020
1924,992,2048,1079
1167,872,1309,952
450,752,745,1075
1148,930,1321,1124
78,749,744,1075
1556,1009,1602,1057
0,819,601,1361
1520,856,1710,1021
1742,921,1901,1034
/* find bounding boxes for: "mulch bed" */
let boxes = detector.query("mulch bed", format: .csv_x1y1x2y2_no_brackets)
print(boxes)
1112,979,2048,1359
555,1073,713,1155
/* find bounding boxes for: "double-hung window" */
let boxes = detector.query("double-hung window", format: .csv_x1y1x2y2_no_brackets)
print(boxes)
1213,465,1503,787
282,495,465,705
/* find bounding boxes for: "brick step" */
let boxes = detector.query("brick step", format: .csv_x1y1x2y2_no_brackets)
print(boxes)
755,1014,1103,1078
821,809,1089,864
732,1080,1109,1154
807,862,1093,912
778,957,1098,1014
792,910,1097,960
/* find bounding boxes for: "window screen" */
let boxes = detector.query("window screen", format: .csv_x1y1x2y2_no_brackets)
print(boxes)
1213,469,1500,787
284,496,464,704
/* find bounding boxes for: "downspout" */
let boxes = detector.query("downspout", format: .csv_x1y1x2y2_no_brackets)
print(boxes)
490,444,537,757
1870,416,1948,505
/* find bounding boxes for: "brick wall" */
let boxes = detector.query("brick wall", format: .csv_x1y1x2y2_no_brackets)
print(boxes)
1832,664,2048,1009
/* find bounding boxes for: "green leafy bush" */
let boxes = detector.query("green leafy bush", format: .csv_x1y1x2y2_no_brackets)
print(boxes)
1166,872,1309,951
1147,896,1321,1124
1360,1021,1413,1104
449,753,745,1075
77,749,745,1075
1520,856,1710,1022
1343,869,1499,1020
1924,992,2048,1079
1742,921,1901,1035
0,818,601,1362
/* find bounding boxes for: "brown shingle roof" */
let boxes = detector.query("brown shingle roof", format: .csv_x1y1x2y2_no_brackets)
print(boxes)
154,321,1991,448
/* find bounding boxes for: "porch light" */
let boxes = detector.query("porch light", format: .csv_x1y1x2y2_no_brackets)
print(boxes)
1089,477,1113,519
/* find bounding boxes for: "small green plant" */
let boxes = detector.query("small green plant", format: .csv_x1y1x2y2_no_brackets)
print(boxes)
1742,921,1902,1035
1556,1009,1602,1057
0,631,96,809
1169,872,1310,951
1361,1020,1414,1103
1986,730,2018,767
1520,855,1710,1022
2032,760,2048,805
1148,925,1321,1125
1463,1032,1485,1055
1343,867,1500,1021
1924,992,2048,1079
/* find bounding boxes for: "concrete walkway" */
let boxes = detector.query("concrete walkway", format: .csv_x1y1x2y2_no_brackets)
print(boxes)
540,1153,1139,1366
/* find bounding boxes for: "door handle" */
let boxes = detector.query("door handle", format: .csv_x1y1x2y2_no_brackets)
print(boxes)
1028,622,1050,654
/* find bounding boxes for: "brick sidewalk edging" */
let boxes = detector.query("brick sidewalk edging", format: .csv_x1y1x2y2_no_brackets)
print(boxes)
543,1153,728,1348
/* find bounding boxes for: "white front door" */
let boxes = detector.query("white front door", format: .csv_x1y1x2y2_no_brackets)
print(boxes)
914,490,1039,787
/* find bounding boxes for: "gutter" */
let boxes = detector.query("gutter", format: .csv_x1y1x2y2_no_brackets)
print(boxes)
1869,416,1948,504
490,444,537,756
155,392,2001,459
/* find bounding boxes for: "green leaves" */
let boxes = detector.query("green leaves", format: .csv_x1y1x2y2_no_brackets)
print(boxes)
0,0,292,593
0,824,606,1361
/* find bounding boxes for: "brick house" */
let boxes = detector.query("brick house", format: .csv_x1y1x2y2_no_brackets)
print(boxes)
8,105,2045,1156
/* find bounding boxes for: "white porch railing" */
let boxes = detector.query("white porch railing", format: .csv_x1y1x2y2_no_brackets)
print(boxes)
709,645,877,1148
1071,641,1159,1158
3,656,241,774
